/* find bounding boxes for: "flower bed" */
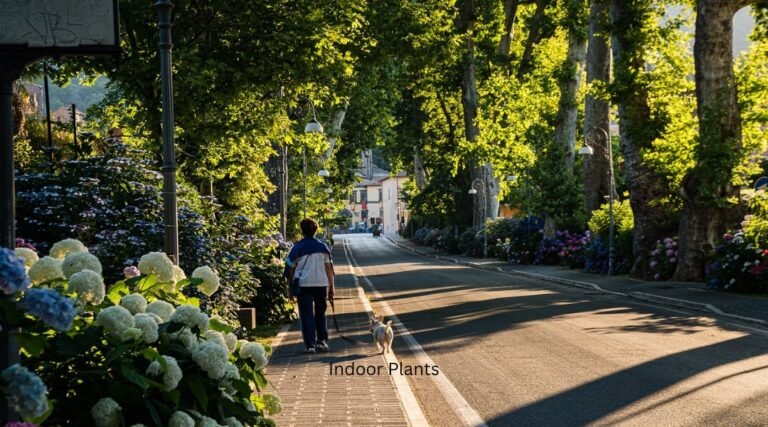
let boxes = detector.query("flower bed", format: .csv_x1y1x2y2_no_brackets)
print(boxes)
706,232,768,292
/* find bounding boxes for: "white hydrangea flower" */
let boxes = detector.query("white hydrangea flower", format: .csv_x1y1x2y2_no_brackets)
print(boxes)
196,416,222,427
120,293,147,314
262,393,282,415
224,333,238,353
239,341,268,369
14,247,38,268
134,313,160,344
96,305,135,340
146,300,174,322
121,327,143,342
192,266,220,296
170,304,209,332
130,424,147,427
223,417,244,427
68,269,106,305
169,411,195,427
163,327,198,350
192,341,229,379
50,238,88,259
173,265,186,283
204,330,228,350
223,363,240,381
138,252,175,282
28,256,65,285
62,252,103,278
146,355,182,391
91,397,121,427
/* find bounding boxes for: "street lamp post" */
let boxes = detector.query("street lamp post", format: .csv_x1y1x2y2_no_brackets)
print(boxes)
579,127,616,275
468,170,488,258
301,99,324,219
155,0,179,265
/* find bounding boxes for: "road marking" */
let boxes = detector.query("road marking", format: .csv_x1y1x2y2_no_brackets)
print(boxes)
344,239,488,427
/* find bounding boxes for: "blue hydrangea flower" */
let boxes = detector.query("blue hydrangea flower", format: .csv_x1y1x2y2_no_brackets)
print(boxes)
1,364,48,418
19,288,75,331
0,247,30,295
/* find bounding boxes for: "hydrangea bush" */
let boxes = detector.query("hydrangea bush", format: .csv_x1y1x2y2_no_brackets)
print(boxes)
648,237,679,281
0,240,280,426
14,142,292,325
706,232,768,292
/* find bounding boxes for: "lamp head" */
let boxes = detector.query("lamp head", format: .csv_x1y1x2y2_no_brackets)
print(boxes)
304,119,324,134
578,145,594,156
318,168,330,177
468,188,478,195
506,175,517,182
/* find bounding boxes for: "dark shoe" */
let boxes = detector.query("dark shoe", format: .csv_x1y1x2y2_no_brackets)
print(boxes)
315,341,329,352
305,346,316,354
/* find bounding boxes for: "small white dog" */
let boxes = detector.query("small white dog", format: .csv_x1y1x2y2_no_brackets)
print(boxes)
370,315,394,354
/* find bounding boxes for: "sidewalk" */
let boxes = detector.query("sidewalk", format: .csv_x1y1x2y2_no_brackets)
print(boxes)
265,243,411,426
386,234,768,327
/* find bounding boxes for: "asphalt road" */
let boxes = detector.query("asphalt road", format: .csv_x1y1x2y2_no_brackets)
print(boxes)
340,234,768,427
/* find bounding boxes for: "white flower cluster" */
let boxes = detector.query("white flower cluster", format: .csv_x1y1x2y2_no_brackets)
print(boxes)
14,247,38,268
173,265,186,283
192,266,220,296
238,341,268,369
146,355,182,391
50,238,88,259
192,341,229,379
97,305,141,342
165,328,198,350
62,251,103,278
204,330,228,349
120,293,147,314
91,397,122,427
147,300,174,322
68,269,106,305
134,313,161,343
169,411,195,427
197,416,223,427
138,251,175,282
171,305,209,332
224,333,238,352
27,256,64,285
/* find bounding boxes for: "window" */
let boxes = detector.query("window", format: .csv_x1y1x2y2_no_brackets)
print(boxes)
378,188,383,203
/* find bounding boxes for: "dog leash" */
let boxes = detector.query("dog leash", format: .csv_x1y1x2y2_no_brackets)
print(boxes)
329,296,364,345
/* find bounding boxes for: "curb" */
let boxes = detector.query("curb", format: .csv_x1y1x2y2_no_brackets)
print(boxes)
627,292,724,315
384,236,768,329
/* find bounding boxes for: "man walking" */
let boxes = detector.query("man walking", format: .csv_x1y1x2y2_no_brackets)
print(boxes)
286,218,335,353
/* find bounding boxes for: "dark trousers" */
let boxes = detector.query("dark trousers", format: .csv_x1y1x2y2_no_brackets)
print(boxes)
297,286,328,348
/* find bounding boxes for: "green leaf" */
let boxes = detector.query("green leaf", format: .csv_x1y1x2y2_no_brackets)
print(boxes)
120,364,150,391
253,370,268,390
145,398,163,427
232,379,252,398
167,389,181,405
106,281,129,305
105,344,130,364
141,348,167,370
16,332,46,357
187,374,209,410
209,317,232,333
136,275,158,292
159,321,184,334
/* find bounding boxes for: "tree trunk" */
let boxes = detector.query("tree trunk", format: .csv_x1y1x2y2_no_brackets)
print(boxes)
414,148,427,189
610,0,669,278
324,103,348,161
554,31,587,171
583,0,615,217
498,0,520,61
673,0,753,281
517,0,547,79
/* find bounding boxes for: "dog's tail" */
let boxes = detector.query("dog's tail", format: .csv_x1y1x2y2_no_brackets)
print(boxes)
386,320,393,327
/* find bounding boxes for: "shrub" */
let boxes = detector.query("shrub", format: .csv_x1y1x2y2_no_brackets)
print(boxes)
706,231,768,292
0,241,279,426
458,227,483,257
587,200,634,271
648,237,679,280
502,216,544,264
412,227,433,245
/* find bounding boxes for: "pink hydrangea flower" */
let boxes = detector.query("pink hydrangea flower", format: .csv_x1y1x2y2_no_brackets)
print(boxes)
123,266,141,278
